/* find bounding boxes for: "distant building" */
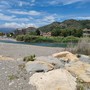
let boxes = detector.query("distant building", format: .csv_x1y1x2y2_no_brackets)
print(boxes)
83,28,90,37
40,32,51,36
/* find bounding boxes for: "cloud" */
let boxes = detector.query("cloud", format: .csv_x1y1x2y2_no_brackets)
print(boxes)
0,13,30,22
0,13,15,21
18,1,32,7
31,0,36,3
42,15,57,22
48,0,90,5
0,22,36,28
33,14,59,26
75,16,90,20
9,10,41,16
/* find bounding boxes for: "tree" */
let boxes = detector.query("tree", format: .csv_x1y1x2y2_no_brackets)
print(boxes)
36,29,40,35
51,27,61,36
0,32,4,36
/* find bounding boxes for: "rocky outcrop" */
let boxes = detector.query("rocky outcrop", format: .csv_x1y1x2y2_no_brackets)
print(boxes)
0,55,14,60
66,61,90,83
25,51,90,90
52,51,79,62
25,61,54,73
79,54,90,63
36,56,64,68
29,69,76,90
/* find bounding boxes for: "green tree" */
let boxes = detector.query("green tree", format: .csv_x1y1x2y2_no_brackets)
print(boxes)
36,29,40,35
0,32,4,36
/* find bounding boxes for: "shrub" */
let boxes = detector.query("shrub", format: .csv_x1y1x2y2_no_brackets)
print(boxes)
76,83,84,90
62,36,79,43
16,35,80,43
8,74,19,81
23,54,36,62
66,37,90,55
75,37,90,55
16,35,24,41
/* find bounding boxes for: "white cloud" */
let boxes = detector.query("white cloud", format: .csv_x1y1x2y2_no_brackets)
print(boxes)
18,1,31,7
0,13,30,22
0,13,15,21
0,22,36,28
9,10,41,16
49,0,90,5
75,16,90,20
31,0,36,3
42,15,56,22
34,14,59,26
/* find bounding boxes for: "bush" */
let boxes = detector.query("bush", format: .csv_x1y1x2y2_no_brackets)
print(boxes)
66,37,90,55
16,35,80,43
62,36,79,43
76,83,84,90
23,54,36,62
16,35,24,41
75,37,90,55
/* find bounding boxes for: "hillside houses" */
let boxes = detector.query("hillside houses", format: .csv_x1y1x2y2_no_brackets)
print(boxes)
14,27,36,35
40,32,51,36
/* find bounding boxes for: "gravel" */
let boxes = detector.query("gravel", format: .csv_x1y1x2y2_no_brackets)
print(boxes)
0,59,36,90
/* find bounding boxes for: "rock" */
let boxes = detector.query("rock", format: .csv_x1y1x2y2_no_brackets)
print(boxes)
0,55,14,60
25,61,54,73
66,61,90,83
52,51,79,62
79,54,90,63
36,56,64,69
29,69,76,90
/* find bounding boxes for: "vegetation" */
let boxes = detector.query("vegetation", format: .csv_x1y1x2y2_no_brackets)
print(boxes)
36,29,40,35
76,78,90,90
0,32,4,36
16,35,79,43
16,35,25,41
8,74,19,81
66,37,90,55
6,33,14,37
38,19,90,32
51,27,83,37
23,54,36,62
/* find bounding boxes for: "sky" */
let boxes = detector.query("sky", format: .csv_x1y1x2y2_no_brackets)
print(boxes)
0,0,90,29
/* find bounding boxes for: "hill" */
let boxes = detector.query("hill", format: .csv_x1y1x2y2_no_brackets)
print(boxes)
14,27,37,35
0,28,15,33
38,19,90,32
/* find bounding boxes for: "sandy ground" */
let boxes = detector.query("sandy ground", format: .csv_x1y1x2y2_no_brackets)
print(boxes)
0,42,64,90
0,42,64,59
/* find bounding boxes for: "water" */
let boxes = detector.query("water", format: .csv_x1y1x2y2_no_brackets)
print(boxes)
0,39,68,47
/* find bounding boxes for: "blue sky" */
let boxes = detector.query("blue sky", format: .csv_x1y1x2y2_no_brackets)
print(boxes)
0,0,90,28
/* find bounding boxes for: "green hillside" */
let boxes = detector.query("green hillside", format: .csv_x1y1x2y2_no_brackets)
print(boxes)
38,19,90,32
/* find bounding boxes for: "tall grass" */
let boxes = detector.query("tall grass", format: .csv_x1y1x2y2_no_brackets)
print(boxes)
66,37,90,55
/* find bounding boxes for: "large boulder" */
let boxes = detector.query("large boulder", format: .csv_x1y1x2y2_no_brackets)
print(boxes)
52,51,79,62
78,54,90,64
29,69,76,90
0,55,14,60
25,60,54,73
36,56,64,69
66,61,90,83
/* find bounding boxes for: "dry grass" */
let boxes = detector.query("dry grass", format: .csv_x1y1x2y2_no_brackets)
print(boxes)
65,37,90,55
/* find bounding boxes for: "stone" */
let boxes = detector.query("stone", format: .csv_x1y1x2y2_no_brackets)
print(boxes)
52,51,79,62
66,61,90,83
29,69,76,90
25,60,54,73
79,54,90,63
36,56,64,69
